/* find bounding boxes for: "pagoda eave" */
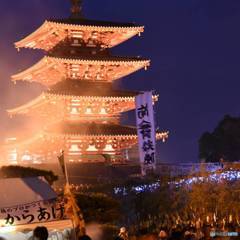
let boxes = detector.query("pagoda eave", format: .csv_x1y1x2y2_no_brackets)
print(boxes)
7,94,47,115
15,20,144,51
48,132,169,141
7,92,158,117
5,131,169,152
11,56,150,85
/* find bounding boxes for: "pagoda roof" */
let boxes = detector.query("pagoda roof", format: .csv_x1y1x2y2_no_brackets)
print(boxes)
4,128,169,151
46,122,137,136
48,18,138,28
7,94,53,116
48,80,139,97
45,121,169,140
12,56,150,86
7,88,149,117
50,54,147,62
15,20,144,50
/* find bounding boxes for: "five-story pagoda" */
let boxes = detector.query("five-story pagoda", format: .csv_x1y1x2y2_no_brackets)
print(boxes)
5,0,168,164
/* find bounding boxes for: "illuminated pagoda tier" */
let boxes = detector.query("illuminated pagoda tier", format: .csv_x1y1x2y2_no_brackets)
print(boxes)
5,122,167,164
12,56,149,87
5,0,168,164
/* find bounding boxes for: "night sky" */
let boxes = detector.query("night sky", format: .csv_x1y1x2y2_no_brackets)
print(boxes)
1,0,240,163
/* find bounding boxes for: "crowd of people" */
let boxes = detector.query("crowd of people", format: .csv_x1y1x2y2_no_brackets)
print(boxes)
0,223,238,240
26,226,127,240
130,220,239,240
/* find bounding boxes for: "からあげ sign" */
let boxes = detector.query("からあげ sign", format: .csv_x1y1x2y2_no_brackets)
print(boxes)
0,199,65,227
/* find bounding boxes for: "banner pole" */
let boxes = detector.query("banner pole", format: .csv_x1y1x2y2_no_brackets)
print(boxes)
63,150,70,186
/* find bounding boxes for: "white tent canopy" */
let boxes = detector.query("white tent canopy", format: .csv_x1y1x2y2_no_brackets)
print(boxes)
0,178,76,240
0,177,57,207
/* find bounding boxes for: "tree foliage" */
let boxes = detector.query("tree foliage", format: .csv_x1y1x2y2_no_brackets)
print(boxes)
70,167,240,235
199,115,240,162
188,180,240,222
108,167,240,234
76,192,121,224
0,165,58,185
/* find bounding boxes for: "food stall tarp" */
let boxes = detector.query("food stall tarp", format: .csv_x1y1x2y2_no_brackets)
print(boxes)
0,177,56,207
0,177,73,240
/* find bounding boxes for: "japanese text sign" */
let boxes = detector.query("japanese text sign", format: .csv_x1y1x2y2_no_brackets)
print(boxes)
0,199,65,226
135,92,156,175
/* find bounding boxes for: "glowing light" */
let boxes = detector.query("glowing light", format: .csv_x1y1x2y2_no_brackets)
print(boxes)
86,145,97,152
21,154,31,161
0,220,16,233
113,169,240,196
33,160,42,164
85,107,92,114
103,144,114,151
70,107,79,114
25,41,36,47
69,144,80,151
8,148,17,162
72,39,81,46
100,108,107,114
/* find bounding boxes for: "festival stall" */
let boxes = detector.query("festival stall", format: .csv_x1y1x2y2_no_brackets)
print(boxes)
0,177,73,240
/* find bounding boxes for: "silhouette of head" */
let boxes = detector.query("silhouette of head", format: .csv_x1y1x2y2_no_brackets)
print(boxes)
33,226,49,240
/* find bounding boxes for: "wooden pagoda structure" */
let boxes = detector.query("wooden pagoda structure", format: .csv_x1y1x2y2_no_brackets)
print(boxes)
5,0,168,164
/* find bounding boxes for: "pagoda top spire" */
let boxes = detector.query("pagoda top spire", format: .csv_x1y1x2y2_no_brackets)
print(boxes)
70,0,83,18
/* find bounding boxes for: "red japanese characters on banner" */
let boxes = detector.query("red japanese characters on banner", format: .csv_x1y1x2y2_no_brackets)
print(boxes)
135,92,156,175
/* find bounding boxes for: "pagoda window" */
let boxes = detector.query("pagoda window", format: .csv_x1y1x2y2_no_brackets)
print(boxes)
87,145,97,152
103,144,114,152
71,64,80,71
71,30,84,39
83,71,90,80
69,144,81,152
92,32,98,40
87,39,95,47
85,107,92,114
22,152,32,161
71,67,80,78
70,107,79,115
71,39,82,47
72,73,77,78
8,148,17,162
100,108,107,115
96,73,104,80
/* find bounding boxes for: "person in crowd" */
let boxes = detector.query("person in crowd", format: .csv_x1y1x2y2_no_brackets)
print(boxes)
184,230,196,240
158,230,167,240
33,226,49,240
78,228,92,240
169,226,182,240
116,227,128,240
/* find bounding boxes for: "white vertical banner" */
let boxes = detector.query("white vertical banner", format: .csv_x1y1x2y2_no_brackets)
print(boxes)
135,91,156,175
